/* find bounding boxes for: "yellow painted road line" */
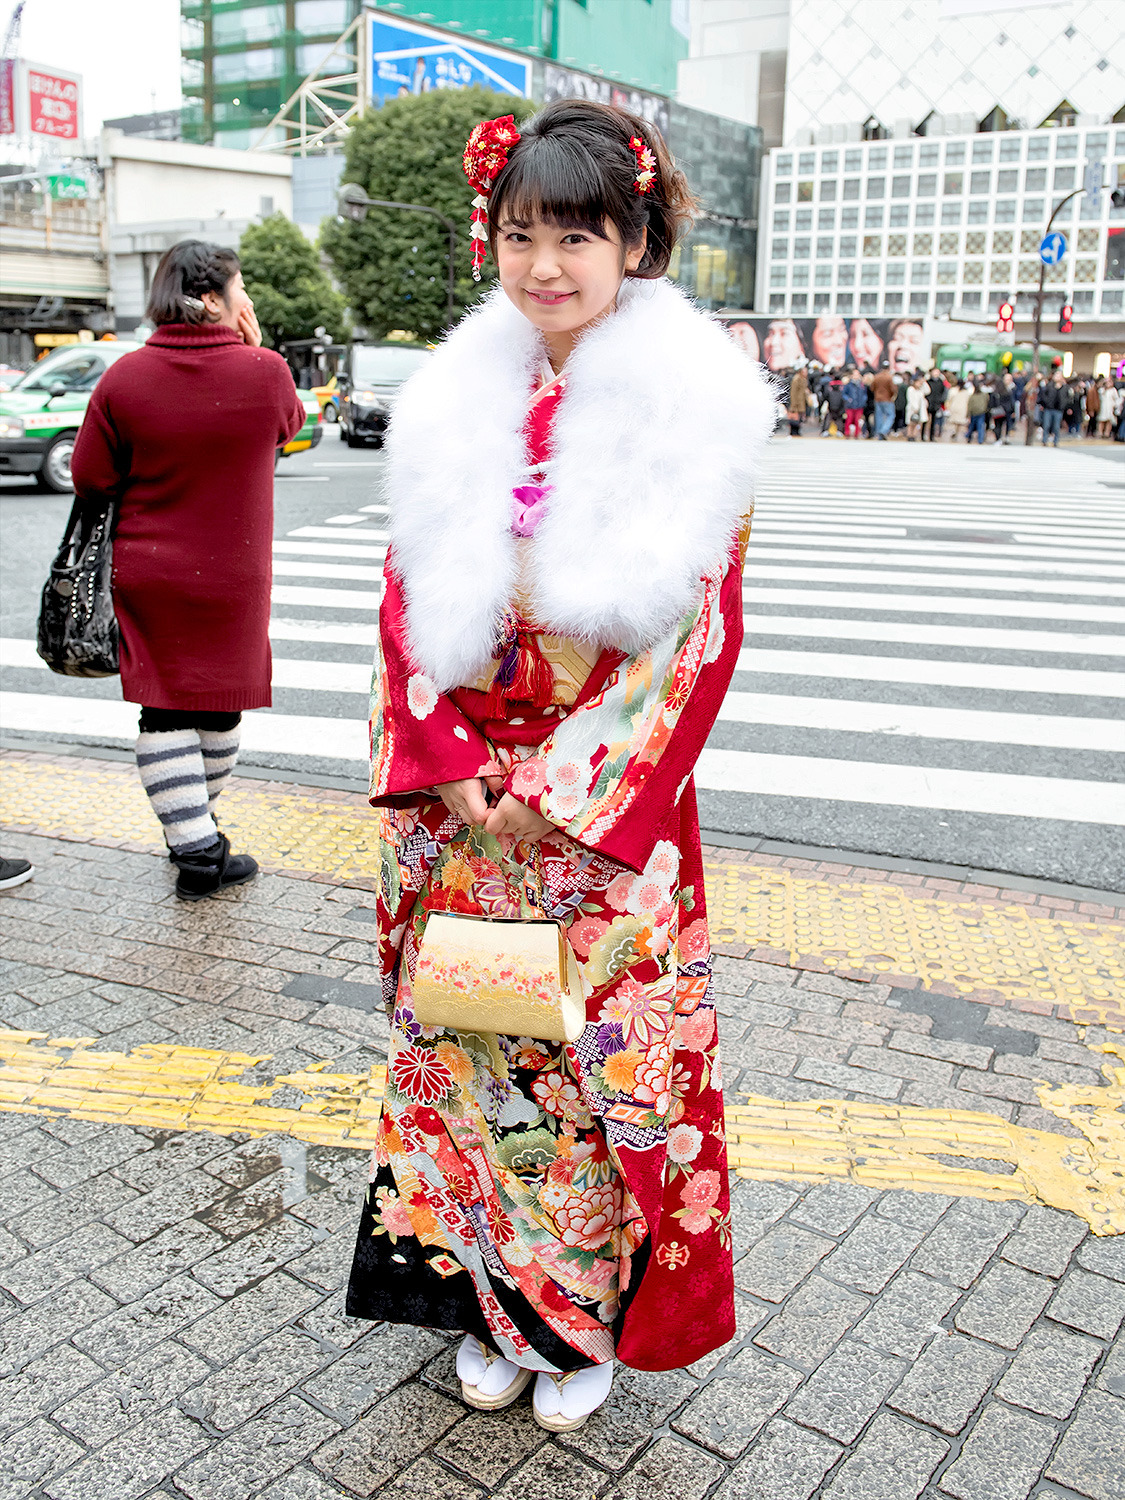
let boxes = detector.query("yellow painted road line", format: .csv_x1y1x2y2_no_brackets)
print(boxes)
3,754,1123,1019
2,1032,1123,1236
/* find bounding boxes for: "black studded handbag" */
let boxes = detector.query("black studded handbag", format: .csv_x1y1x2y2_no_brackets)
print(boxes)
36,495,119,677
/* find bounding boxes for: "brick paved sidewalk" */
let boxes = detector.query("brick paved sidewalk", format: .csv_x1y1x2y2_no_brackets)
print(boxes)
0,817,1123,1499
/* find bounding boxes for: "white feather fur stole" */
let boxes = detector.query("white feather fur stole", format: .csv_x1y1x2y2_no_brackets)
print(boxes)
386,276,778,691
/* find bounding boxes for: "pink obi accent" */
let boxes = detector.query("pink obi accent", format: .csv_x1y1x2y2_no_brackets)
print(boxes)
511,483,552,538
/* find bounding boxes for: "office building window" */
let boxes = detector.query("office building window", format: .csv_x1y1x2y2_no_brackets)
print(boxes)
1085,132,1108,155
997,169,1018,192
1018,258,1039,283
911,261,931,284
791,292,808,312
944,172,963,195
945,142,965,164
1054,166,1076,190
1056,133,1078,159
773,211,790,231
796,208,813,230
940,233,960,254
820,180,837,201
815,264,832,286
1077,227,1099,250
961,291,981,308
845,148,863,171
799,151,816,173
1000,137,1022,162
990,259,1011,283
818,207,836,229
909,292,929,313
798,180,814,201
892,174,912,197
1025,167,1047,191
867,176,886,198
813,292,831,311
941,202,963,224
859,291,879,312
865,205,885,228
792,265,809,286
1075,258,1097,281
913,232,933,254
1072,289,1094,311
770,266,787,286
884,292,903,312
917,173,937,197
769,293,786,311
915,203,935,226
887,233,907,256
995,200,1016,223
885,262,905,285
970,171,991,195
972,139,994,163
836,292,854,313
816,236,834,259
863,236,882,258
936,261,957,284
966,231,986,254
861,262,880,284
841,206,860,229
935,291,955,311
794,237,810,259
771,238,788,260
842,178,861,200
838,236,858,259
1114,131,1125,156
890,204,910,227
869,147,888,169
919,143,939,167
1027,136,1049,160
1020,229,1041,252
963,259,984,283
1023,198,1044,221
821,150,839,172
1102,289,1123,312
968,202,989,224
776,154,793,175
837,263,856,285
894,145,914,168
775,182,792,203
993,230,1014,253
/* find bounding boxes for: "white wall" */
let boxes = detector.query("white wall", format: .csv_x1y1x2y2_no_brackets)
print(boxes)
678,0,791,130
102,131,291,226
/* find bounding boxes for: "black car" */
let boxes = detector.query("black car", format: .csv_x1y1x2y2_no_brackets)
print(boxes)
338,341,432,448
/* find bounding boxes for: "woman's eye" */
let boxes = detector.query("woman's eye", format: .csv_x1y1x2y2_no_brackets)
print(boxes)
505,231,530,243
562,234,588,245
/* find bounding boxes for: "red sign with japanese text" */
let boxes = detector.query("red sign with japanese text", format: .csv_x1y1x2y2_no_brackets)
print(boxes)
28,67,80,139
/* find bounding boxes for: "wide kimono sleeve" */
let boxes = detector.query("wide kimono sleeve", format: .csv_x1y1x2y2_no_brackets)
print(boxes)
369,550,497,806
504,537,746,873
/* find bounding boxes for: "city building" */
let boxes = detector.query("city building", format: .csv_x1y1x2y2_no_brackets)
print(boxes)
754,121,1125,371
181,1,690,152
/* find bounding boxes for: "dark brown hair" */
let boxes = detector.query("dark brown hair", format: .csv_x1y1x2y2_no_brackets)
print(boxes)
146,239,241,326
486,98,696,279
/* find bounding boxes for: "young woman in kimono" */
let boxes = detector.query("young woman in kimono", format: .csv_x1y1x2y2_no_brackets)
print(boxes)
346,98,775,1431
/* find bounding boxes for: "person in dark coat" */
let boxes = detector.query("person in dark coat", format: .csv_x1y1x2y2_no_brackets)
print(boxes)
925,367,947,441
70,240,307,899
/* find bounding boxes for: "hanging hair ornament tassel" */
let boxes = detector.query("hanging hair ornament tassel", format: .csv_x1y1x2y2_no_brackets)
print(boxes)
628,134,657,195
463,113,522,281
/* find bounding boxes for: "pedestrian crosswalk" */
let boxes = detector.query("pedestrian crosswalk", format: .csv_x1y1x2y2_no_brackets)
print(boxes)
2,444,1123,887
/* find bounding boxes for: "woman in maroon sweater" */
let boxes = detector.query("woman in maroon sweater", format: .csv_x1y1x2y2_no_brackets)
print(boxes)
71,240,306,899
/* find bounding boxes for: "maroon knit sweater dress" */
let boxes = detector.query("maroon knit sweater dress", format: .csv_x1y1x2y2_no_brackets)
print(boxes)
70,323,306,712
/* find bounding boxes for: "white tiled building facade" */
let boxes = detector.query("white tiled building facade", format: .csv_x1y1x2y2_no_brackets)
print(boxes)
755,123,1125,330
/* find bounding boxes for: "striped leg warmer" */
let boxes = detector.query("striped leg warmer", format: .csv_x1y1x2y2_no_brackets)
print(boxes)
135,730,218,855
197,725,241,812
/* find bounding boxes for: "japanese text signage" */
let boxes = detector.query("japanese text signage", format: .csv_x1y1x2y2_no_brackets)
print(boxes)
368,12,530,108
28,65,81,139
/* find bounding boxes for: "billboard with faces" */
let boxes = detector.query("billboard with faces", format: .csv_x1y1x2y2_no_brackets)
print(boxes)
719,314,931,376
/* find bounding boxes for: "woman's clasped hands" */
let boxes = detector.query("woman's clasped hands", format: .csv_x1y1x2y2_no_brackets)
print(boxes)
435,774,553,845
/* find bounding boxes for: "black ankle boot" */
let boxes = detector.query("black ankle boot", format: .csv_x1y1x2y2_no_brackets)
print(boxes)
170,832,258,902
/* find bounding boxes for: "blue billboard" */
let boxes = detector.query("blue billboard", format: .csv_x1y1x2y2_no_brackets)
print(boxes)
368,13,531,107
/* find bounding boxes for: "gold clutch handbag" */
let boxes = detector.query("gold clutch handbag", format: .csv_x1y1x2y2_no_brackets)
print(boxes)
412,840,586,1044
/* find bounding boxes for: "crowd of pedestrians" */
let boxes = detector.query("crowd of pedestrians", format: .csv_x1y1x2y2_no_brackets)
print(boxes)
782,359,1125,446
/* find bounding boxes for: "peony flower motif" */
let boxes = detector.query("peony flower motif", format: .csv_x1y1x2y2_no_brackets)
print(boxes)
632,1041,674,1114
511,757,548,797
681,1169,721,1208
406,673,438,719
628,878,667,918
678,918,710,965
648,842,677,878
375,1186,414,1240
433,1040,475,1086
390,1045,454,1105
678,1205,714,1235
667,1123,703,1163
551,1179,622,1250
552,760,583,790
568,914,609,959
606,873,636,912
600,1047,641,1093
549,790,582,822
678,1007,716,1053
531,1069,584,1118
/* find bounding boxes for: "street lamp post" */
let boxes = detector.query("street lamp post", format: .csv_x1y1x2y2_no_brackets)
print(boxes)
337,182,458,329
1027,186,1085,376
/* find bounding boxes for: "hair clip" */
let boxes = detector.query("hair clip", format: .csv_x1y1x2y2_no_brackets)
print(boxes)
463,114,522,281
628,134,656,195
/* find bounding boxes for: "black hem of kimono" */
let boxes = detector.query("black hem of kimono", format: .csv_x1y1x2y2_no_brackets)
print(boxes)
345,1165,650,1373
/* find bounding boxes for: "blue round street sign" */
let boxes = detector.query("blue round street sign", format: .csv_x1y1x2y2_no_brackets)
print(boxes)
1040,232,1067,265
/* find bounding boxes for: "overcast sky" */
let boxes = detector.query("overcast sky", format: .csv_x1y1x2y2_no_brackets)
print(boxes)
17,0,182,132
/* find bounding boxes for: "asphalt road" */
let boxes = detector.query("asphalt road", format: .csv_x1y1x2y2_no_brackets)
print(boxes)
1,430,1123,891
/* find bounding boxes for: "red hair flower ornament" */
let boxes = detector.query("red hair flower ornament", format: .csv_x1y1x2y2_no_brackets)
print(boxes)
462,113,521,281
629,134,657,194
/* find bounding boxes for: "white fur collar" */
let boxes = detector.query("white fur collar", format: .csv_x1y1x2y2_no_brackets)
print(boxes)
387,277,777,691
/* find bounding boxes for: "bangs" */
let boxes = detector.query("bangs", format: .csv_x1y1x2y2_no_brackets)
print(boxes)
490,135,613,241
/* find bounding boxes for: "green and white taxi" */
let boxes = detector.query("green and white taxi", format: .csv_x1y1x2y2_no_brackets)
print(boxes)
0,339,322,493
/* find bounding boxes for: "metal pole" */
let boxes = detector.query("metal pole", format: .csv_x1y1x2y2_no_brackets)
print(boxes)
338,188,459,329
1024,185,1083,444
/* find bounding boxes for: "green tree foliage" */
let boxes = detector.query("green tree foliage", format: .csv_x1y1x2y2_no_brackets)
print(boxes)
321,87,536,342
238,212,347,349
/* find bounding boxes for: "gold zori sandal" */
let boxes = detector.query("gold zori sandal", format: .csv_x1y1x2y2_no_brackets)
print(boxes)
459,1342,534,1411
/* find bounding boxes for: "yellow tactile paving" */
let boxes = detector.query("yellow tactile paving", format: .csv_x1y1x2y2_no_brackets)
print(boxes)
1,1030,1122,1235
3,752,1123,1020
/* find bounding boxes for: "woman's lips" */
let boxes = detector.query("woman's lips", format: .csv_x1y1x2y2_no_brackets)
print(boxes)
525,289,576,305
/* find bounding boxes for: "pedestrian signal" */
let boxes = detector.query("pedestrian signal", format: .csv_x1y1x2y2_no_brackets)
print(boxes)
996,301,1014,334
1058,303,1073,334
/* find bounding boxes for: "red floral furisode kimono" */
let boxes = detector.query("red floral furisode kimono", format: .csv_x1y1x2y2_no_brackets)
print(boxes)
346,278,774,1373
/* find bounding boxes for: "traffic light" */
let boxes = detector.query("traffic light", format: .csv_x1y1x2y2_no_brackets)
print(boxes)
1058,303,1073,335
996,301,1014,334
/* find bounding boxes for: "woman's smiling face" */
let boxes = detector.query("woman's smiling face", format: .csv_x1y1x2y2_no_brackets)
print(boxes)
495,215,645,344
